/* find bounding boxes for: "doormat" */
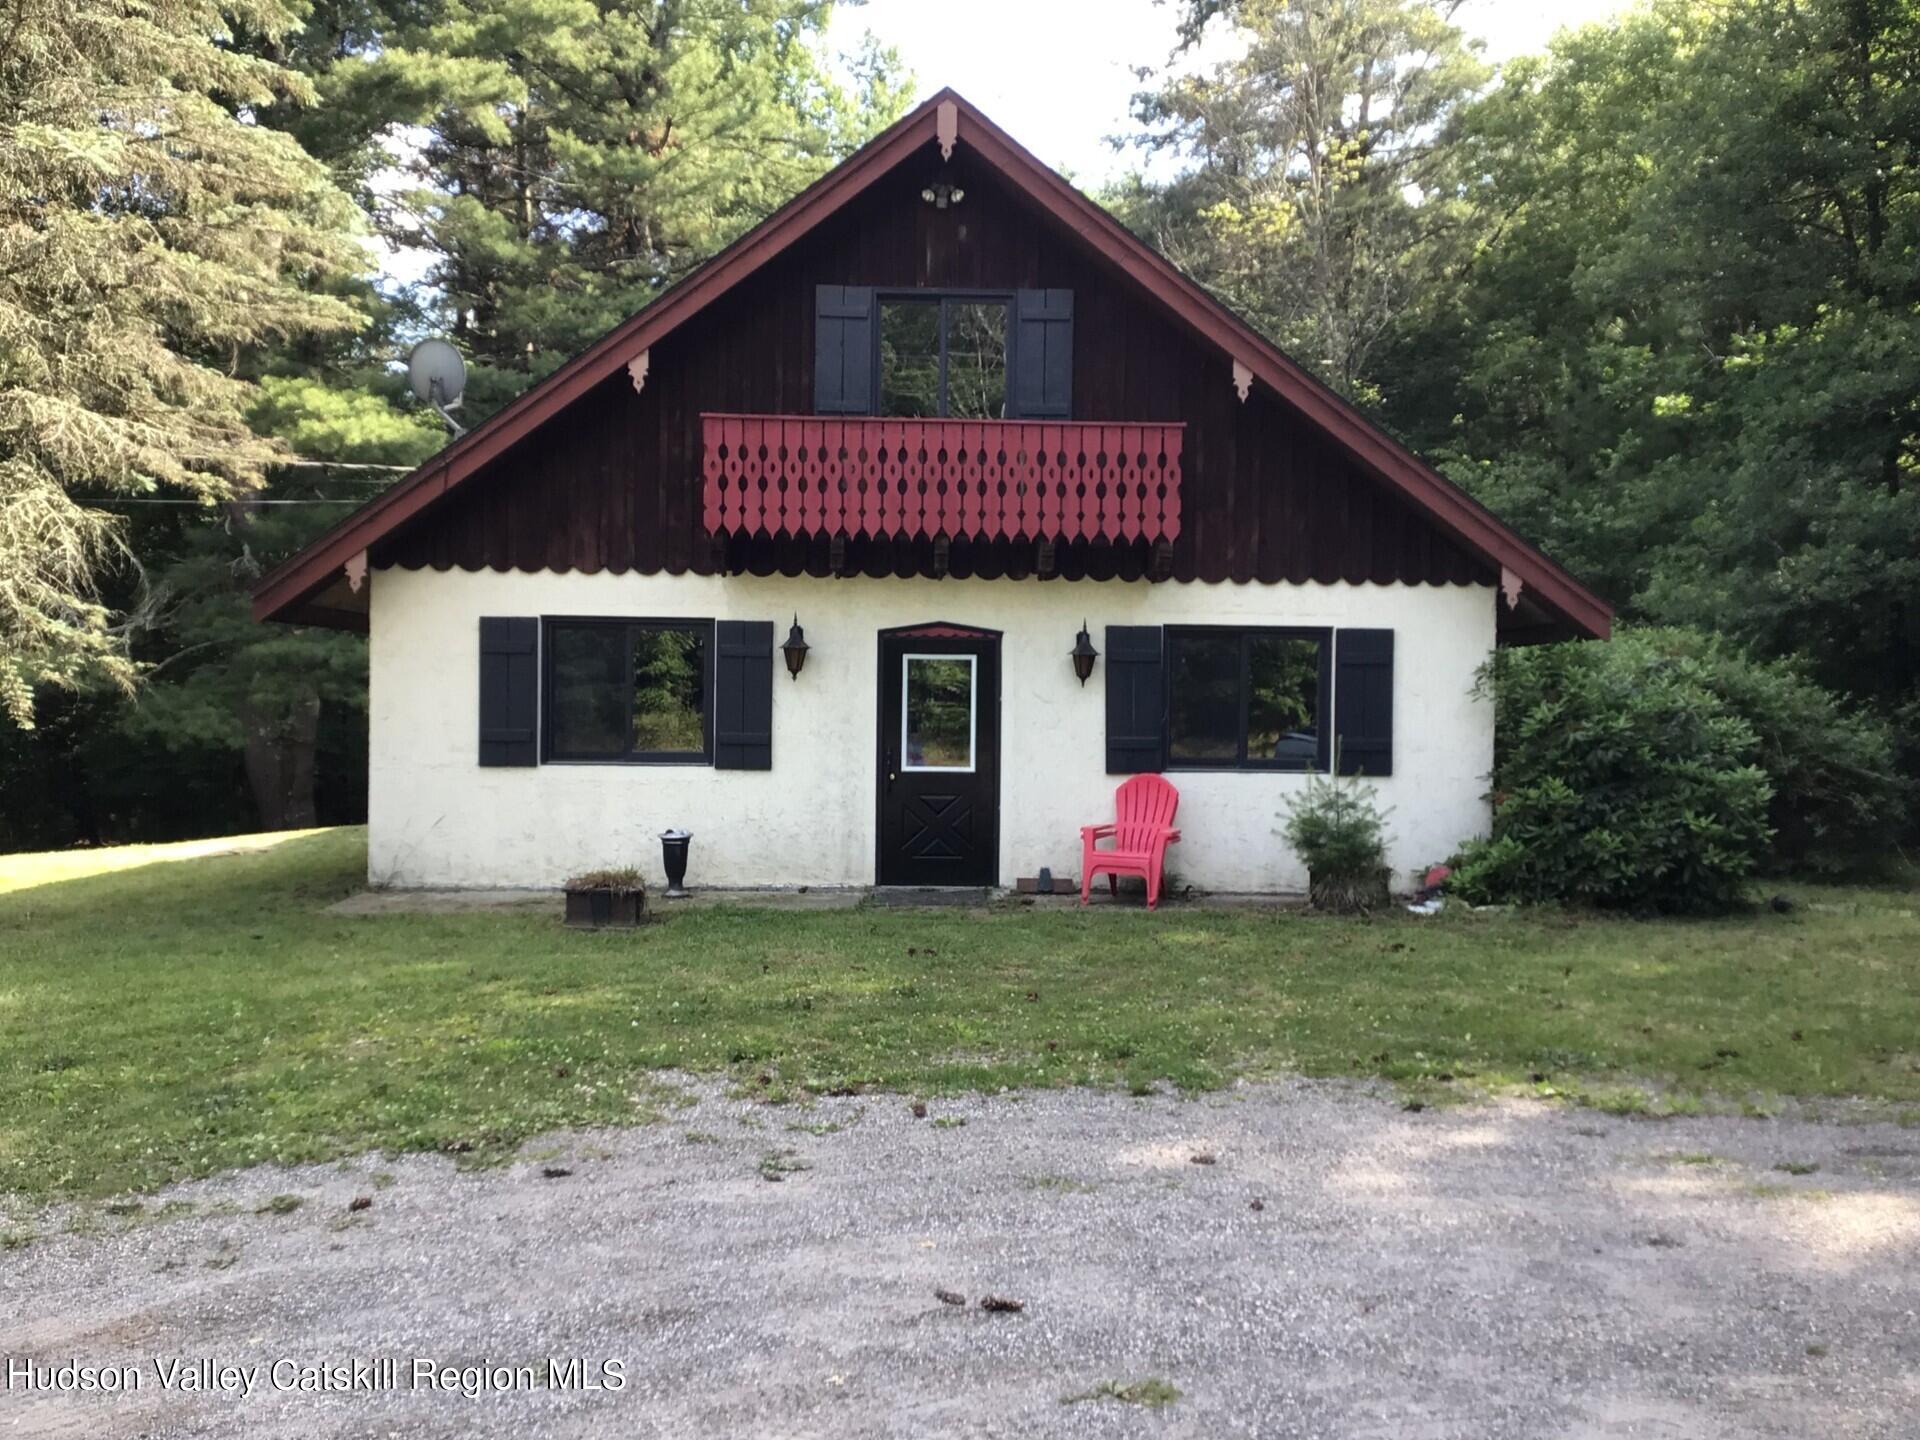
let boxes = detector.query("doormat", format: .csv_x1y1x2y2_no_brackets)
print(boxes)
868,887,992,909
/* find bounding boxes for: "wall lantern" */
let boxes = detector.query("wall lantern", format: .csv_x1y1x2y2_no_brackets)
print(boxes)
1071,621,1099,686
781,615,810,679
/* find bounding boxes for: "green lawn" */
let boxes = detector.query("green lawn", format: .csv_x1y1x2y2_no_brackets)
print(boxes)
1,827,1916,1202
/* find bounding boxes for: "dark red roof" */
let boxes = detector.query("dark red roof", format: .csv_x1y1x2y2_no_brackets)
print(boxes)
253,88,1610,640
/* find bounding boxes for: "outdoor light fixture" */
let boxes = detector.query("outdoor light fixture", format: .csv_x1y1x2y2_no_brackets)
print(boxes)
920,181,965,210
1071,621,1099,686
781,615,810,679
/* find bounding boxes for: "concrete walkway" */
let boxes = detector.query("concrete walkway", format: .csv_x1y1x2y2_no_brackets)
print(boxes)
326,886,868,916
326,885,1308,916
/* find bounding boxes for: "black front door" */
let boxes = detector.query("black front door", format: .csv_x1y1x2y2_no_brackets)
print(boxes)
877,626,1001,886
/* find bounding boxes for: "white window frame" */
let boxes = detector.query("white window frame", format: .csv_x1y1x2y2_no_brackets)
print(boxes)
900,652,978,773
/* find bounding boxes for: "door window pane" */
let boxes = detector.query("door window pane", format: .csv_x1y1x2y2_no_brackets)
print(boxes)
549,624,630,757
1247,635,1321,768
880,301,941,416
1168,633,1241,762
945,301,1008,418
903,656,975,769
631,627,707,753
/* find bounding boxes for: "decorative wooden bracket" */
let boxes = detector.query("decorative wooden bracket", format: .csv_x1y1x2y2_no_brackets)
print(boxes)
344,549,368,594
1150,540,1175,582
829,533,848,575
1231,359,1253,403
1501,565,1524,610
937,100,958,161
627,349,650,395
1036,538,1057,577
932,534,951,578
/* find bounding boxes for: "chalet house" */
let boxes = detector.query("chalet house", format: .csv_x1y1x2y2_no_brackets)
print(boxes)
254,90,1610,895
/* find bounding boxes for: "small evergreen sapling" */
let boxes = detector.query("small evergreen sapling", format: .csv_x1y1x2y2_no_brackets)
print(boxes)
1279,772,1394,914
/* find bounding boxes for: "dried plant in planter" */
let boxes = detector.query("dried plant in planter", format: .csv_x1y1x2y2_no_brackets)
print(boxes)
562,868,647,928
563,868,645,893
1278,771,1394,915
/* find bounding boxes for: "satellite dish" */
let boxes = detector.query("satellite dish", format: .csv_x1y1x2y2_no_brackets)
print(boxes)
407,339,467,436
407,338,466,407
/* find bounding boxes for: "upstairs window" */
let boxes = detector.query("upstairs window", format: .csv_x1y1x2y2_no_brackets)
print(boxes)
879,296,1009,419
545,619,711,763
815,286,1070,419
1165,627,1330,771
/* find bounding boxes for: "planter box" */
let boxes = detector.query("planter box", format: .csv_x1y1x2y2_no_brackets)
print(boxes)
564,888,647,929
1307,868,1391,915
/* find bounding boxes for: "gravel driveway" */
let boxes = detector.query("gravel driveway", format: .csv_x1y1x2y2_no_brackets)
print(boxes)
4,1078,1918,1438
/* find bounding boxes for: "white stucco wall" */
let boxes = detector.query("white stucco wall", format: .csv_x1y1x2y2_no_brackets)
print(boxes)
367,567,1496,893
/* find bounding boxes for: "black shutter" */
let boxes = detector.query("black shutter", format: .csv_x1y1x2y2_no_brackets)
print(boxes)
479,617,538,767
814,285,875,415
1012,288,1073,419
1334,629,1394,777
1105,625,1165,773
714,620,773,770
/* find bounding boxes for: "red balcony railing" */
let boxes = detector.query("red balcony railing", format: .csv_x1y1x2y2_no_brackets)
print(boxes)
701,414,1184,545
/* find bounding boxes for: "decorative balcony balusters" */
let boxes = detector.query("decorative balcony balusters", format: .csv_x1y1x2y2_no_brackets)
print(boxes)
701,415,1184,546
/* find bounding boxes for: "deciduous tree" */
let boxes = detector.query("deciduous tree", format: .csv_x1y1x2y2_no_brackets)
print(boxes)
1387,0,1920,800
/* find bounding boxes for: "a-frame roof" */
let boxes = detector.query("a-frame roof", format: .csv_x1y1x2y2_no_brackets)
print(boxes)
253,88,1610,639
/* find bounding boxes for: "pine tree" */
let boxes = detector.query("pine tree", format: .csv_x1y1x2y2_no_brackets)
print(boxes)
0,0,369,724
318,0,911,414
1124,0,1488,401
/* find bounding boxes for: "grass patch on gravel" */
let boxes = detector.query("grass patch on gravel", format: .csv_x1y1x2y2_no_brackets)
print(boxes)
1062,1378,1182,1408
1023,1173,1097,1195
2,827,1918,1201
756,1148,809,1181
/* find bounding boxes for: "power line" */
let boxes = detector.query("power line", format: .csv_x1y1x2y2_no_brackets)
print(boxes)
88,497,373,506
79,457,419,505
276,459,418,472
163,458,420,473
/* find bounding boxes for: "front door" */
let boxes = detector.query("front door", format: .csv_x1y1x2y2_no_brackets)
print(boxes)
877,626,1001,886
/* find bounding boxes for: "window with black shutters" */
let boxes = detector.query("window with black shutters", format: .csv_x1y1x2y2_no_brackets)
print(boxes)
878,295,1010,418
821,288,1070,419
1165,627,1331,772
543,618,712,763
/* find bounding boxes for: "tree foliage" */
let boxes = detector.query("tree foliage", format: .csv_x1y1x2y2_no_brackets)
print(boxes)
116,381,443,829
1134,0,1920,840
1382,0,1920,795
0,0,367,723
1455,626,1903,911
1125,0,1489,398
315,0,910,414
1452,632,1777,914
2,0,903,843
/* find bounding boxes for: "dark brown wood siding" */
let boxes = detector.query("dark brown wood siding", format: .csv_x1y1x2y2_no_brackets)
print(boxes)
375,148,1492,589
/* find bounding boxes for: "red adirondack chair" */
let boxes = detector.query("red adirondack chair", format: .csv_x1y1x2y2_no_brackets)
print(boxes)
1080,775,1182,910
